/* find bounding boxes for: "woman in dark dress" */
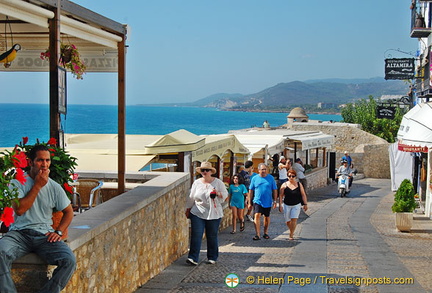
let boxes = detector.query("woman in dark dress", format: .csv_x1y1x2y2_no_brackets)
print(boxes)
278,169,308,240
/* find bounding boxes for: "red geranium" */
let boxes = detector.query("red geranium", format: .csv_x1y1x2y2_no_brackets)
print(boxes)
22,137,28,145
63,183,74,195
0,207,14,227
47,138,57,146
15,168,27,185
11,150,28,169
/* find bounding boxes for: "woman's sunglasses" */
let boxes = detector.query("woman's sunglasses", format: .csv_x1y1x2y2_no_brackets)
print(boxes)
201,169,211,172
288,175,296,178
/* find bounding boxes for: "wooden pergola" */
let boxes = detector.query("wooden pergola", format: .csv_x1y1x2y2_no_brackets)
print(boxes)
0,0,128,193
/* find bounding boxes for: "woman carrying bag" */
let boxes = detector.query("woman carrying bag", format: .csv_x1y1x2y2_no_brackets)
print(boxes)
185,162,228,265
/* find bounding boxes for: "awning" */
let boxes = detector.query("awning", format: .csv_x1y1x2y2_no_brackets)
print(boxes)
232,134,286,158
285,132,334,151
71,152,156,172
65,133,161,171
192,134,249,162
397,102,432,151
0,0,127,73
144,129,205,154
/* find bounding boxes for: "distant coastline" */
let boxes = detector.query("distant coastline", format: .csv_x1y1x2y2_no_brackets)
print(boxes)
222,108,341,115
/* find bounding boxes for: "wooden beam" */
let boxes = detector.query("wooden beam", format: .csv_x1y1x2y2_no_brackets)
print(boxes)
48,1,61,144
117,35,126,194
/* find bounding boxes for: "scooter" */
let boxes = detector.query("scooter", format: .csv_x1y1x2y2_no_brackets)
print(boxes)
337,174,350,197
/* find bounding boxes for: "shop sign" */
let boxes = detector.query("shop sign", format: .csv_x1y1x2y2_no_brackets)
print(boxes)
385,58,415,80
0,50,118,72
377,106,396,119
398,142,428,153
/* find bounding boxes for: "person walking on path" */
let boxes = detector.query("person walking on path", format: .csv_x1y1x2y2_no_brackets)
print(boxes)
240,160,257,222
185,162,228,265
279,169,308,240
0,144,76,293
292,158,307,190
248,163,278,240
278,156,291,187
228,174,248,234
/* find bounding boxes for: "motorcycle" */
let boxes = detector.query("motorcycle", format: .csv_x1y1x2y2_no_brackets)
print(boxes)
337,173,351,197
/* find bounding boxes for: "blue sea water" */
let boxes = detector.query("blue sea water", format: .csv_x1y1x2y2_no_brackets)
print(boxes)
0,104,341,147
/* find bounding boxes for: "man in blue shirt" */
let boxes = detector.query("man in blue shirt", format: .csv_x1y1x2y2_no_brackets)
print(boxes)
342,151,353,168
0,145,76,293
248,163,278,240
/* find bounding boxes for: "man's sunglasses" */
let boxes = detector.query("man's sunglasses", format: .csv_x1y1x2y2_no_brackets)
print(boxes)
201,169,211,172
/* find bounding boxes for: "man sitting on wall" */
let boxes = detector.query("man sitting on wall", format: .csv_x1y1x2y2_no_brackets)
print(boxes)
0,145,76,293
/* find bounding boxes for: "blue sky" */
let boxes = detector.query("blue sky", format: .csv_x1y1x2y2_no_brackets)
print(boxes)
0,0,418,105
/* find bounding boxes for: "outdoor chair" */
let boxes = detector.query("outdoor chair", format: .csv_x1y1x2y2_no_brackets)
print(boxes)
73,179,103,213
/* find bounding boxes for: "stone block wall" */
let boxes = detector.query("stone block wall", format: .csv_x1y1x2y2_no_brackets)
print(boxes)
11,172,190,293
291,122,390,178
304,167,329,191
63,172,190,292
363,144,391,178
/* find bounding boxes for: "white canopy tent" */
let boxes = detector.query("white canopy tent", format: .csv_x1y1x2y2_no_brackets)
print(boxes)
397,102,432,150
396,102,432,218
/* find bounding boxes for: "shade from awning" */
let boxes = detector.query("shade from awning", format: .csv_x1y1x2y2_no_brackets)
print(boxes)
397,102,432,150
285,132,334,150
192,134,249,162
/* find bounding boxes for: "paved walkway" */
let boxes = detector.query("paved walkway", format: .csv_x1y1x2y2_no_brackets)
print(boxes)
136,178,432,293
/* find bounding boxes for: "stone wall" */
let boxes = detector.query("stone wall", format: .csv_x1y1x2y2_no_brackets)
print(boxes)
291,122,390,178
304,167,329,191
363,144,391,179
12,172,190,293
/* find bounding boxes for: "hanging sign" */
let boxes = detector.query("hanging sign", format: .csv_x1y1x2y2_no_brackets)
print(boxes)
384,58,415,80
0,50,118,72
376,106,396,119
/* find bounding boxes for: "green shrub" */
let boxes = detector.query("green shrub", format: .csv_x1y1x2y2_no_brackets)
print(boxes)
392,179,417,213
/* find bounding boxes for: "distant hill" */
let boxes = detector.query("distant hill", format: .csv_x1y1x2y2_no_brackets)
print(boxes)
198,78,407,109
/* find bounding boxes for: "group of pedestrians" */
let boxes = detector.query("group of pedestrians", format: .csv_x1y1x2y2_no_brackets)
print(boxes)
185,158,308,265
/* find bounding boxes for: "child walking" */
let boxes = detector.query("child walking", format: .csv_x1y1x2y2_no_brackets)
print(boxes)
228,174,248,234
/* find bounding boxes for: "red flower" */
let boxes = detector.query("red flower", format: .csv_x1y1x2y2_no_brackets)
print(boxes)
63,183,73,195
22,137,28,145
15,168,27,185
47,138,57,146
72,173,79,181
11,150,28,169
0,207,14,227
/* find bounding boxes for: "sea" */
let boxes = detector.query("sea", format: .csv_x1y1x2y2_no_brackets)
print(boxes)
0,103,341,147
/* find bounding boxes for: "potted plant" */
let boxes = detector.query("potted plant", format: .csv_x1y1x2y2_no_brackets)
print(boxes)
40,43,87,79
392,179,417,232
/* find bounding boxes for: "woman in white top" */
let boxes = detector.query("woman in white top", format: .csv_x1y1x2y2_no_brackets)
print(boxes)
185,162,228,265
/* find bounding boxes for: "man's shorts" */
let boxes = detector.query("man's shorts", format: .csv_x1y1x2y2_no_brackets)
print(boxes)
253,203,271,217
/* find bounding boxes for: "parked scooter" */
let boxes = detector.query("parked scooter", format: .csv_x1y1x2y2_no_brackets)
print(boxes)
337,174,350,197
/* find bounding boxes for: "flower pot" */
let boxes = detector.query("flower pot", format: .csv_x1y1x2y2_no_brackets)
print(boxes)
395,212,413,232
60,48,73,64
52,211,68,240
